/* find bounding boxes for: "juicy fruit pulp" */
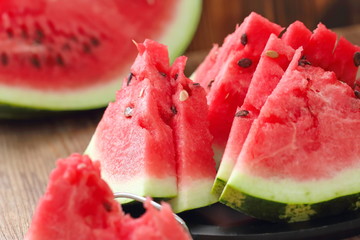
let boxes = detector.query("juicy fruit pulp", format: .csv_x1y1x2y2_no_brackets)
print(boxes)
192,12,283,164
220,48,360,222
86,39,217,212
0,0,202,112
25,154,191,240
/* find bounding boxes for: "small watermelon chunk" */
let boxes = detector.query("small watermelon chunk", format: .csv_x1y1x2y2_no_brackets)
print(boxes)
281,21,312,50
25,154,191,240
25,154,124,240
212,34,295,196
220,48,360,222
192,12,283,162
169,56,217,212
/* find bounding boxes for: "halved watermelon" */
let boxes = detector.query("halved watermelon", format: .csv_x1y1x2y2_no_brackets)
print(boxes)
192,12,283,164
220,48,360,222
0,0,201,115
25,153,191,240
212,34,295,196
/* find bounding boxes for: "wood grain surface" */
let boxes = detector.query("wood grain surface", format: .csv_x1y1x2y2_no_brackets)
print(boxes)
1,1,360,239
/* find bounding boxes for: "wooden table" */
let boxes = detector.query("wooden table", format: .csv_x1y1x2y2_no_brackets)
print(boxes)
1,24,360,239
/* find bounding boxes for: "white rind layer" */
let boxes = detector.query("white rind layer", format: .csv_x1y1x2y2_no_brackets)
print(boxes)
169,178,217,213
225,162,360,204
0,0,202,111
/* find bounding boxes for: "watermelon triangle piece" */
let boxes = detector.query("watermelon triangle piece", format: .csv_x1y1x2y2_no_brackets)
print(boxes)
212,34,296,196
220,48,360,222
168,56,217,212
281,20,312,50
25,154,191,240
85,76,177,202
192,12,283,162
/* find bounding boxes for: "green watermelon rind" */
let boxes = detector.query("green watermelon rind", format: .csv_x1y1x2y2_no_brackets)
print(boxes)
220,168,360,222
0,0,202,115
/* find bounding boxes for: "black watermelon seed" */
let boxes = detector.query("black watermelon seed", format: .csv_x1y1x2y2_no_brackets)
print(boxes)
241,33,248,46
6,29,13,38
193,83,200,86
159,72,167,77
237,58,252,68
174,73,179,80
235,110,249,117
278,28,287,38
21,27,28,39
34,29,44,44
127,73,134,86
1,53,8,66
102,201,112,212
82,43,91,54
55,54,65,66
90,37,100,47
171,105,177,114
354,90,360,99
124,106,133,118
298,56,311,67
354,52,360,67
207,79,215,89
30,55,41,68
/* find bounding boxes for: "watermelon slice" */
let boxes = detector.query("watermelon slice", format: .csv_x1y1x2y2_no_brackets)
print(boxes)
25,153,191,240
212,34,296,196
86,40,216,211
169,56,217,212
192,12,283,163
0,0,201,115
85,77,178,202
220,48,360,222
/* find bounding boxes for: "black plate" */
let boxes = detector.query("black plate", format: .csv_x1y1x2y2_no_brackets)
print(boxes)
122,202,360,240
178,203,360,240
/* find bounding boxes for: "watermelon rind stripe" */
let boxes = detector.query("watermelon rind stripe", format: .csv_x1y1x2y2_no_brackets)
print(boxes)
220,184,360,223
220,166,360,222
0,0,202,114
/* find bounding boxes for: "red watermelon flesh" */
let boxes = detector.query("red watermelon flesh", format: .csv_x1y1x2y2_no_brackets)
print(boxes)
328,37,360,88
25,154,124,240
86,77,177,201
25,154,191,240
0,0,177,90
120,199,191,240
126,39,173,123
213,34,295,194
192,12,283,159
168,56,217,212
281,21,312,50
231,48,360,181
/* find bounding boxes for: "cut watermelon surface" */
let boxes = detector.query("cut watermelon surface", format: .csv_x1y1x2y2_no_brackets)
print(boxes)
86,39,217,211
192,12,283,164
169,56,217,212
220,48,360,222
25,154,191,240
212,34,296,196
0,0,201,113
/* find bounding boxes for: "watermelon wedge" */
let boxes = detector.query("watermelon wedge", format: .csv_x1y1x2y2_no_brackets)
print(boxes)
169,56,217,212
220,48,360,222
212,34,296,196
192,12,283,164
0,0,201,115
25,154,191,240
86,39,217,211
